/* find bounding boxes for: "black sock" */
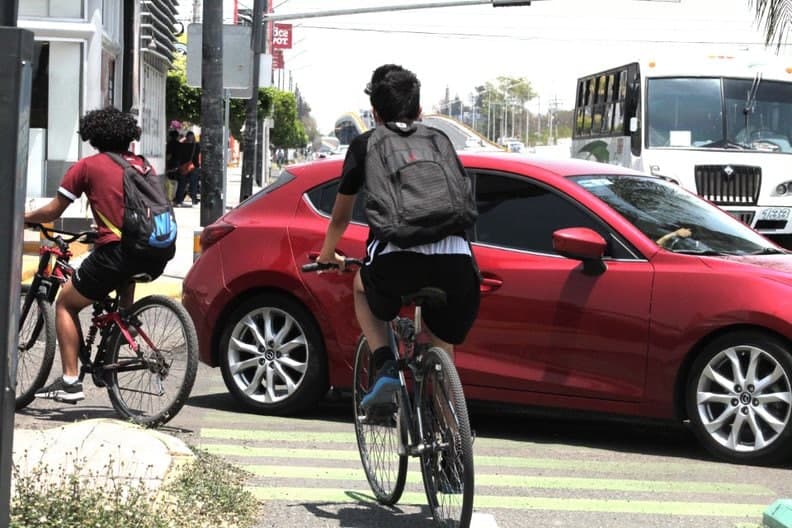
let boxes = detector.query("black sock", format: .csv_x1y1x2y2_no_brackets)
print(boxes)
371,346,393,373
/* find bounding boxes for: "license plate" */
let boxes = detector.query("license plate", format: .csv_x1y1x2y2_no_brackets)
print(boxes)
760,207,791,221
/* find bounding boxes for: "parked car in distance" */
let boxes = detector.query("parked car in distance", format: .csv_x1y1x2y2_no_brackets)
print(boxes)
182,152,792,465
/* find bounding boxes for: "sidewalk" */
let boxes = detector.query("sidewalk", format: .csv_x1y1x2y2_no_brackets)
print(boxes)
21,165,265,301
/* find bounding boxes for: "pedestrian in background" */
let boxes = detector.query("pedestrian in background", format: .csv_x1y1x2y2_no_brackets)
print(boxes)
173,131,200,207
164,128,181,202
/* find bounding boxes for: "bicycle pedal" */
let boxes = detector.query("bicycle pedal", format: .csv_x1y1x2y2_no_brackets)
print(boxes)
53,397,79,405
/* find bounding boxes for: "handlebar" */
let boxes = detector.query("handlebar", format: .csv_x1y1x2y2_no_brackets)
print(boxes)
301,257,364,273
26,223,99,245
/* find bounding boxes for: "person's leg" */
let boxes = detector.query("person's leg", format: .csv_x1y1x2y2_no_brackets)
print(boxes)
53,281,93,377
423,325,454,360
353,270,388,351
173,174,188,204
188,169,200,202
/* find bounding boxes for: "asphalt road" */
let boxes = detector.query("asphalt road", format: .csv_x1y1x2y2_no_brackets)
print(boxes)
15,352,792,528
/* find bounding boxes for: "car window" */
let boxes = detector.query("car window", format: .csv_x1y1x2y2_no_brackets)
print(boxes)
472,171,630,258
305,179,367,223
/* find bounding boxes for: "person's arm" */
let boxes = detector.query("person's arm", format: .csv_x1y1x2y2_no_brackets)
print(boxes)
24,194,71,225
657,227,692,248
317,193,356,268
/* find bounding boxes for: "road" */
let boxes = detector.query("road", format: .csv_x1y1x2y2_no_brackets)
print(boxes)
15,355,792,528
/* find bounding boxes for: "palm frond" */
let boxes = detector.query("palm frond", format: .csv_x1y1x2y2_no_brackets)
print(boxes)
748,0,792,52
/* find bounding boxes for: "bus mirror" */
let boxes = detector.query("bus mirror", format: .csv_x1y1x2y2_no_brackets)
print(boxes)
629,117,639,133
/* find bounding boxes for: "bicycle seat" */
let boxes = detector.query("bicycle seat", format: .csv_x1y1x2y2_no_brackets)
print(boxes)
401,287,447,308
130,273,153,283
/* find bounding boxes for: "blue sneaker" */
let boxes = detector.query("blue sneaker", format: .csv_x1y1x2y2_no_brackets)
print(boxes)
361,360,400,411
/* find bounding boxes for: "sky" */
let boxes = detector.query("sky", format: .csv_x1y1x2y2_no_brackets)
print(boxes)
185,0,789,135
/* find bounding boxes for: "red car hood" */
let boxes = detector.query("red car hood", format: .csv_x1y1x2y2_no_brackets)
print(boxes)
702,254,792,285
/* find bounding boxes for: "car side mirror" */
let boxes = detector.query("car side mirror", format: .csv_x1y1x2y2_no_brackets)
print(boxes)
552,227,607,276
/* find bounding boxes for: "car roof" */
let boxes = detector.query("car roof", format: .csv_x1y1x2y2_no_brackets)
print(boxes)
285,151,646,189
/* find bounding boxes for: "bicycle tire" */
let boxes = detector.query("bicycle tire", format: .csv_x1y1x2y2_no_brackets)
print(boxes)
419,347,474,528
105,295,198,427
16,284,56,409
352,336,408,505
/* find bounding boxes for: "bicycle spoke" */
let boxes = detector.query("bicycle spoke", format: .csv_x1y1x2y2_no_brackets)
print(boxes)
106,296,197,427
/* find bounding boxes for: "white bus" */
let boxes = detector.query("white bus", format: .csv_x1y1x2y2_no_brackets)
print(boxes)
571,53,792,245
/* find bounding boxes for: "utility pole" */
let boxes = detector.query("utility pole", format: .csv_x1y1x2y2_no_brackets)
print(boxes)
192,0,202,22
240,0,265,202
201,0,224,226
0,2,33,523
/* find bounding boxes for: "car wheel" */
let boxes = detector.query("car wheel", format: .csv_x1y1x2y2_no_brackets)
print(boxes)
219,293,328,415
685,330,792,465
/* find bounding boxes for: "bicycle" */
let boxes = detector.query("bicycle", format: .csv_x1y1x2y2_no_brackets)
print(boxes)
303,258,474,527
17,224,199,427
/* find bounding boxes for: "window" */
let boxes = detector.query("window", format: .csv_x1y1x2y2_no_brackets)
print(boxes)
306,180,367,223
574,67,632,138
473,171,621,256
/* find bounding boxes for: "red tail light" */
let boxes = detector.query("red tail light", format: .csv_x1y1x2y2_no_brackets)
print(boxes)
200,222,235,252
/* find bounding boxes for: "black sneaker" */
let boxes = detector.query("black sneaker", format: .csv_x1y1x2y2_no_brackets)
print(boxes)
35,377,85,403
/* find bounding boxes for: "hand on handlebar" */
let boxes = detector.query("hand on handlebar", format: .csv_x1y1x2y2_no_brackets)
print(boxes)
301,254,364,273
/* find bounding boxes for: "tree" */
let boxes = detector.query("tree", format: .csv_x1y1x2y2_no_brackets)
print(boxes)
749,0,792,51
166,56,281,142
265,87,308,149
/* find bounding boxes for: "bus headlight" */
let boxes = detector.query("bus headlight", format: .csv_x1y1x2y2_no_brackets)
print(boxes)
774,183,790,196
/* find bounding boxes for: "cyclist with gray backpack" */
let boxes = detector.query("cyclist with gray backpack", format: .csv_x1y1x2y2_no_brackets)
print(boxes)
24,107,176,403
317,64,480,411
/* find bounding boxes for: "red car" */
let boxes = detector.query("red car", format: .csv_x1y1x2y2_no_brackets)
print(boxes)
182,152,792,465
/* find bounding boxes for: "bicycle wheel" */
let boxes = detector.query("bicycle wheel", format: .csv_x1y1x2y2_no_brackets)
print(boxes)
16,284,56,409
105,295,198,427
352,336,408,505
419,347,474,528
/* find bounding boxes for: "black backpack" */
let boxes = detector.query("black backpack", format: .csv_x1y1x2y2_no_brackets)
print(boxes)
364,122,477,248
100,152,177,260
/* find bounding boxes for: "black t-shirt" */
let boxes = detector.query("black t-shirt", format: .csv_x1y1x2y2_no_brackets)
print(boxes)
338,130,373,196
336,127,470,252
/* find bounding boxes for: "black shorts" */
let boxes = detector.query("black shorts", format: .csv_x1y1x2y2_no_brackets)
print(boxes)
72,242,168,301
360,252,480,345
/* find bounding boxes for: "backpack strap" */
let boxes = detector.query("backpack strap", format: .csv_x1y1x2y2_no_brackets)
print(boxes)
96,152,135,238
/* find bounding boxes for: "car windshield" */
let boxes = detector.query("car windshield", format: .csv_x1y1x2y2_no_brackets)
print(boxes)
646,77,792,153
571,174,781,255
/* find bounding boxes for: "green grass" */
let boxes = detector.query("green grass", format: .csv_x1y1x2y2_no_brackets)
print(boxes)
10,448,261,528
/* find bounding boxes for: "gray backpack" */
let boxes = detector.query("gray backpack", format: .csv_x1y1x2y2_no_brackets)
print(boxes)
363,122,477,248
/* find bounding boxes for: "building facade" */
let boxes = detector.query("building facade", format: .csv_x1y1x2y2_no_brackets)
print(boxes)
18,0,178,210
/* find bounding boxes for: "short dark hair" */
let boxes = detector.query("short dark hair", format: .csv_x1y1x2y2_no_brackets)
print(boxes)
368,66,421,123
78,107,141,152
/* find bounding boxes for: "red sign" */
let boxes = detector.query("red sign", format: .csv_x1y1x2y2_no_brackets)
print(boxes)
272,23,292,49
272,49,284,69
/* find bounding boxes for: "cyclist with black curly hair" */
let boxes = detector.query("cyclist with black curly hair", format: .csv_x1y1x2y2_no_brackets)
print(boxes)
24,107,172,403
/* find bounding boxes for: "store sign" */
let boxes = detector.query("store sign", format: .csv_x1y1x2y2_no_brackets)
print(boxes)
272,49,284,69
272,23,292,49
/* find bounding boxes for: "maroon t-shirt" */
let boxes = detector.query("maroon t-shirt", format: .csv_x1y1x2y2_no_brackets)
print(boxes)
58,151,153,246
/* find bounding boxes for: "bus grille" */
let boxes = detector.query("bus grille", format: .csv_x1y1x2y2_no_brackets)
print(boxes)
694,165,761,205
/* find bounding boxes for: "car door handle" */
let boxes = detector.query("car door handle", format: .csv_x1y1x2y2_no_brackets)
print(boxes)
480,275,503,293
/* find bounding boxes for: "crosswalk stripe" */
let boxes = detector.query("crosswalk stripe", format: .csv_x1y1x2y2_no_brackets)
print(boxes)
200,442,715,474
242,464,769,495
247,487,765,516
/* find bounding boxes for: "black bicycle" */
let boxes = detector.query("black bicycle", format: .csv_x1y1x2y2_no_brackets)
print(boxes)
303,258,474,527
17,224,198,427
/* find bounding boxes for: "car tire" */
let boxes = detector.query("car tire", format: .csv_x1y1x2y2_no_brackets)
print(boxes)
685,330,792,465
219,293,328,415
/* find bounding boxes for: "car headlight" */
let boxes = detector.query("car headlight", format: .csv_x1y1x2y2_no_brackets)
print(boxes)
774,182,792,196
